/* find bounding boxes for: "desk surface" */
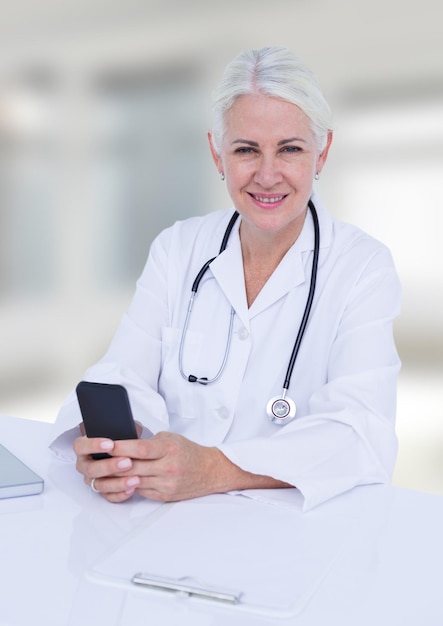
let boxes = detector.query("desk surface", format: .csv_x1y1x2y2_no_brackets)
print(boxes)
1,413,443,626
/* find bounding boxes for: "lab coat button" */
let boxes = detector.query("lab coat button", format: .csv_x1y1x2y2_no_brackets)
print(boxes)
237,327,249,340
216,406,230,420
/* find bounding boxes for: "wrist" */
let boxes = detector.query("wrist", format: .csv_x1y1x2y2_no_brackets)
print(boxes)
208,447,290,493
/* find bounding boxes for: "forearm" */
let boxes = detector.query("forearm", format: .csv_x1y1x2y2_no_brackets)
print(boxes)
209,447,291,492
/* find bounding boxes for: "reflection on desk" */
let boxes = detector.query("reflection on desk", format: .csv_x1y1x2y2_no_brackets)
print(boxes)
1,413,443,626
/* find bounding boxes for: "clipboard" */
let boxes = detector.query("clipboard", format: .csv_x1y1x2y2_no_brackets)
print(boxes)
87,493,358,618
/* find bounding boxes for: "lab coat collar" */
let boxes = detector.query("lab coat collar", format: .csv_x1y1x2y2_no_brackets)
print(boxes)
209,194,333,324
209,219,249,326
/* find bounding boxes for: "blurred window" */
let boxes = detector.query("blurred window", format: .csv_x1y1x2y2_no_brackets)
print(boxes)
0,69,60,297
89,64,208,288
333,94,443,359
0,62,208,300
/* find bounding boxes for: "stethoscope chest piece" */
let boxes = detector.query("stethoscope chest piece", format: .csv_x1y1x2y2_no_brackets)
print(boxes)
266,395,296,425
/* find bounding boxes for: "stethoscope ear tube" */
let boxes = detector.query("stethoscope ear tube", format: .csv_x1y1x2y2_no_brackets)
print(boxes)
265,199,320,424
191,211,240,293
282,199,320,389
179,211,240,384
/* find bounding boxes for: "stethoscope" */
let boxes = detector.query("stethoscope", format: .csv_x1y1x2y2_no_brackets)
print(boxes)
178,198,320,426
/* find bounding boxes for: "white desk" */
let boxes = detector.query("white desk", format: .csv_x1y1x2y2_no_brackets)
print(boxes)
1,413,443,626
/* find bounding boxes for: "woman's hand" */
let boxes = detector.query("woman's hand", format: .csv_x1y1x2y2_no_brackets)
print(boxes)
74,432,232,503
74,435,139,502
74,431,290,503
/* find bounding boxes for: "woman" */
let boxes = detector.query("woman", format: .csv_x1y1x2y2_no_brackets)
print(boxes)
51,46,401,511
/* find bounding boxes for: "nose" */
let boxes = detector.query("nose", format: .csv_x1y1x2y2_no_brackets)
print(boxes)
253,154,283,188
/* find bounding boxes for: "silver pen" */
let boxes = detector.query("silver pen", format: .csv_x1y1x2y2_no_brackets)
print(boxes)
132,573,242,604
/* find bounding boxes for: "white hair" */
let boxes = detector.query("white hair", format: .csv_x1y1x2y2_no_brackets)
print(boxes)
211,46,333,154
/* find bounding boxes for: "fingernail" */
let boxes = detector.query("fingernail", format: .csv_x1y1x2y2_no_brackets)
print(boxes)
125,489,135,496
126,476,140,487
117,458,132,470
100,440,114,450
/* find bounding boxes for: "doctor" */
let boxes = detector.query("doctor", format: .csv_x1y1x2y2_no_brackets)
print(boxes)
52,46,401,511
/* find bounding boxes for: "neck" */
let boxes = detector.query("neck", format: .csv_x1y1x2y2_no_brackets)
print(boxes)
239,211,307,307
239,211,307,266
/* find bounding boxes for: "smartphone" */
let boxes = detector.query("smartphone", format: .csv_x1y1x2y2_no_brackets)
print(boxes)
76,381,138,459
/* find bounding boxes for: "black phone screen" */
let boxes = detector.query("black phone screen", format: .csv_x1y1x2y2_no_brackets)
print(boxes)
76,381,138,459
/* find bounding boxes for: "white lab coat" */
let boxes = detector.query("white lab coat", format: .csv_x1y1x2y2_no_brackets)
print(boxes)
52,194,401,511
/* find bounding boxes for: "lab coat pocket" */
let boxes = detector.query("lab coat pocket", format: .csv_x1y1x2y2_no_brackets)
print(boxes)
159,326,204,421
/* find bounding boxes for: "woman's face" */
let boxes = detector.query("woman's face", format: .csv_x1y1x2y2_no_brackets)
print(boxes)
209,93,332,241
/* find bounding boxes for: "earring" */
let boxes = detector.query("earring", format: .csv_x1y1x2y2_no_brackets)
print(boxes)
220,172,225,181
314,172,320,181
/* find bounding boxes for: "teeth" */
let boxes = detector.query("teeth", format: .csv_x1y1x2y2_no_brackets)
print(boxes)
253,195,284,203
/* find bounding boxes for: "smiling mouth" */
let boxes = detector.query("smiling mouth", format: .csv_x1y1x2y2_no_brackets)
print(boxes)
249,193,287,204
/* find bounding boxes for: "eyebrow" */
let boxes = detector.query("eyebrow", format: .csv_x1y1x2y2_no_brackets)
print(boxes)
231,137,307,146
278,137,308,146
231,139,259,147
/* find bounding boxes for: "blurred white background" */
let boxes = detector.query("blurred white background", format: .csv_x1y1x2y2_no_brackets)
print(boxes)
1,0,442,495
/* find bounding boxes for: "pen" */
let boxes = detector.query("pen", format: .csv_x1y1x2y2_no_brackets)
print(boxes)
132,573,242,604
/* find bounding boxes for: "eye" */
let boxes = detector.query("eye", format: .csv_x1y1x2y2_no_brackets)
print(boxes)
280,145,301,154
234,146,255,154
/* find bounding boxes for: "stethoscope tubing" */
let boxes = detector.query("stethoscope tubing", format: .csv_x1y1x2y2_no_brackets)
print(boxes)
179,199,320,401
282,199,319,390
190,210,240,293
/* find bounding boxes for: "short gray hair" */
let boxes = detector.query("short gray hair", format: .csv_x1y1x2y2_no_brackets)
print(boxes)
211,46,333,154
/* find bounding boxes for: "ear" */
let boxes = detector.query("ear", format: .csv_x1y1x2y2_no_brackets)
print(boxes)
207,131,224,175
316,131,333,174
